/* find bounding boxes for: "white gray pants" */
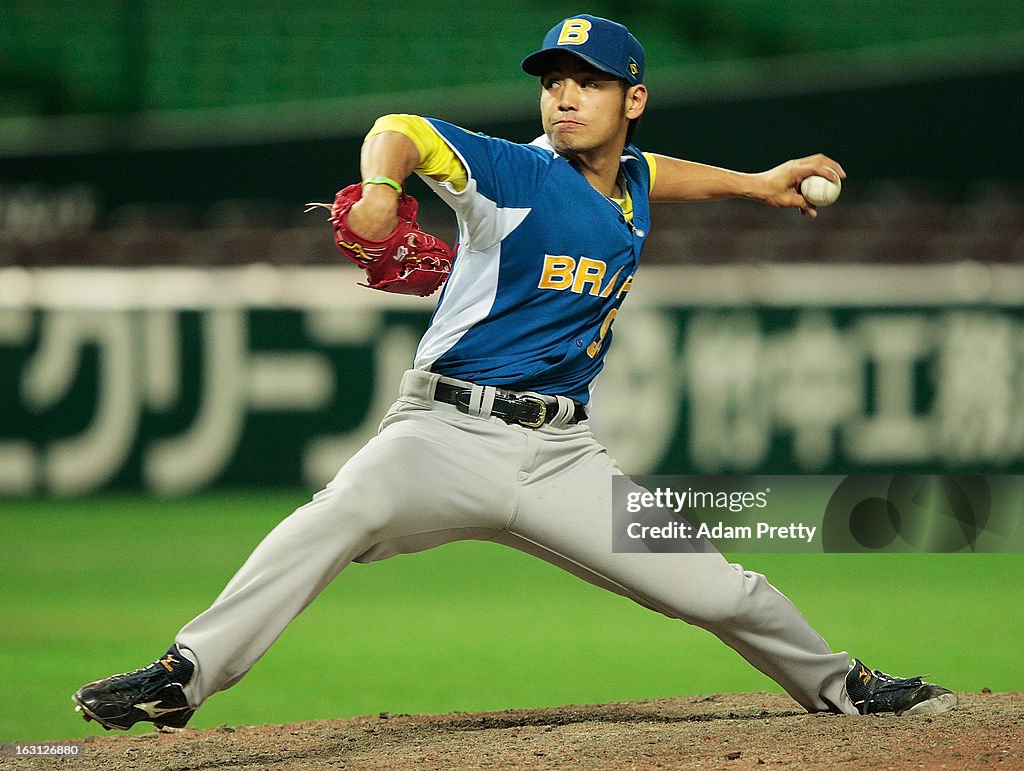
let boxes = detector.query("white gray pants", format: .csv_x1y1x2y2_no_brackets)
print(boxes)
177,369,856,714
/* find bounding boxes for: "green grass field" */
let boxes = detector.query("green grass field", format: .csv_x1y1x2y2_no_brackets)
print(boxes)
2,491,1021,742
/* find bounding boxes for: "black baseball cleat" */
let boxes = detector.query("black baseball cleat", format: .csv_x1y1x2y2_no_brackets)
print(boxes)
72,645,196,731
846,658,958,716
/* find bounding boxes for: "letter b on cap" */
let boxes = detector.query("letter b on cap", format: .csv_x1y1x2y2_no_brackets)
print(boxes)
558,18,591,45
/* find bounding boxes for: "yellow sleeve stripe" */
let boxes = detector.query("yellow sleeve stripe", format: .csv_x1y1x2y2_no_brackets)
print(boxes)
611,152,657,222
366,114,468,192
643,151,658,193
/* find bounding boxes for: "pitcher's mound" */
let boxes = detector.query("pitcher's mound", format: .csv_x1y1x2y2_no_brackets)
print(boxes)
41,691,1024,769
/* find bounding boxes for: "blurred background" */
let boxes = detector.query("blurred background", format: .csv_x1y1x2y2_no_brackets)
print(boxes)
2,0,1023,743
2,0,1024,494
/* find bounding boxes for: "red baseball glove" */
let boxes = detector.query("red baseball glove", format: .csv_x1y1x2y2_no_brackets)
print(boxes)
308,183,452,297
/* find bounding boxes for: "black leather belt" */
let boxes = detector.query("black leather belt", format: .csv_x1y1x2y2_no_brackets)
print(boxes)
433,381,586,428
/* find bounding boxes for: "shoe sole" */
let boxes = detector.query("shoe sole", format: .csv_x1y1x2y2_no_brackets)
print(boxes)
904,691,959,715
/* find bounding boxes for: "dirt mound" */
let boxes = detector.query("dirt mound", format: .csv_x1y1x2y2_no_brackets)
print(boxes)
17,691,1022,769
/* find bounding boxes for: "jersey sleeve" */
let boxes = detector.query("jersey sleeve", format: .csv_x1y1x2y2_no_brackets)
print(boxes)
643,152,658,193
422,119,552,210
368,114,549,210
367,116,549,252
367,114,469,191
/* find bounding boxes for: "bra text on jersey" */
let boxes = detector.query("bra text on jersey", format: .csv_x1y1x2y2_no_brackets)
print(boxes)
538,254,634,299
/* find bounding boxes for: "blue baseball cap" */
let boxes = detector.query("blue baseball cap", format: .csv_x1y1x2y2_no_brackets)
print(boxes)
521,14,645,85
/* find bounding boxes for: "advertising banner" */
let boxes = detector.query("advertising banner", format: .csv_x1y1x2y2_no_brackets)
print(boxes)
3,265,1024,495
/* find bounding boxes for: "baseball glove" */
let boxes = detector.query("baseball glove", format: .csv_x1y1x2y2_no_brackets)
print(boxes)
307,183,453,297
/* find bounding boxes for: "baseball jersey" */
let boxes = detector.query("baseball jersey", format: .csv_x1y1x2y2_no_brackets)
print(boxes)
369,115,656,405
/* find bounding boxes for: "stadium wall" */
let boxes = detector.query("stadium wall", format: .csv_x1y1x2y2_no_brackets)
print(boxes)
3,264,1024,496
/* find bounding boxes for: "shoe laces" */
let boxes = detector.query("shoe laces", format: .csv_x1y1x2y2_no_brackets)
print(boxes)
107,661,175,690
869,668,926,692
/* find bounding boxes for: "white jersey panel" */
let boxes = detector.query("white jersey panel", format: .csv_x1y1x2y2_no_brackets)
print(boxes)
413,240,501,371
413,180,531,371
419,159,529,253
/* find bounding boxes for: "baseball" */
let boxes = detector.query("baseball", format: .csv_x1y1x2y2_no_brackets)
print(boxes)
800,174,842,207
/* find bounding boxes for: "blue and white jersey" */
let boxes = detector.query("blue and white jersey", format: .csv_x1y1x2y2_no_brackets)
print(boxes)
414,119,652,405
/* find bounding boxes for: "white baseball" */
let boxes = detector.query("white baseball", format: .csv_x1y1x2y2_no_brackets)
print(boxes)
799,175,842,207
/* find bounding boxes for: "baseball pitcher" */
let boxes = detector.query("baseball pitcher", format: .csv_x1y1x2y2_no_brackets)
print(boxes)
73,14,956,731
